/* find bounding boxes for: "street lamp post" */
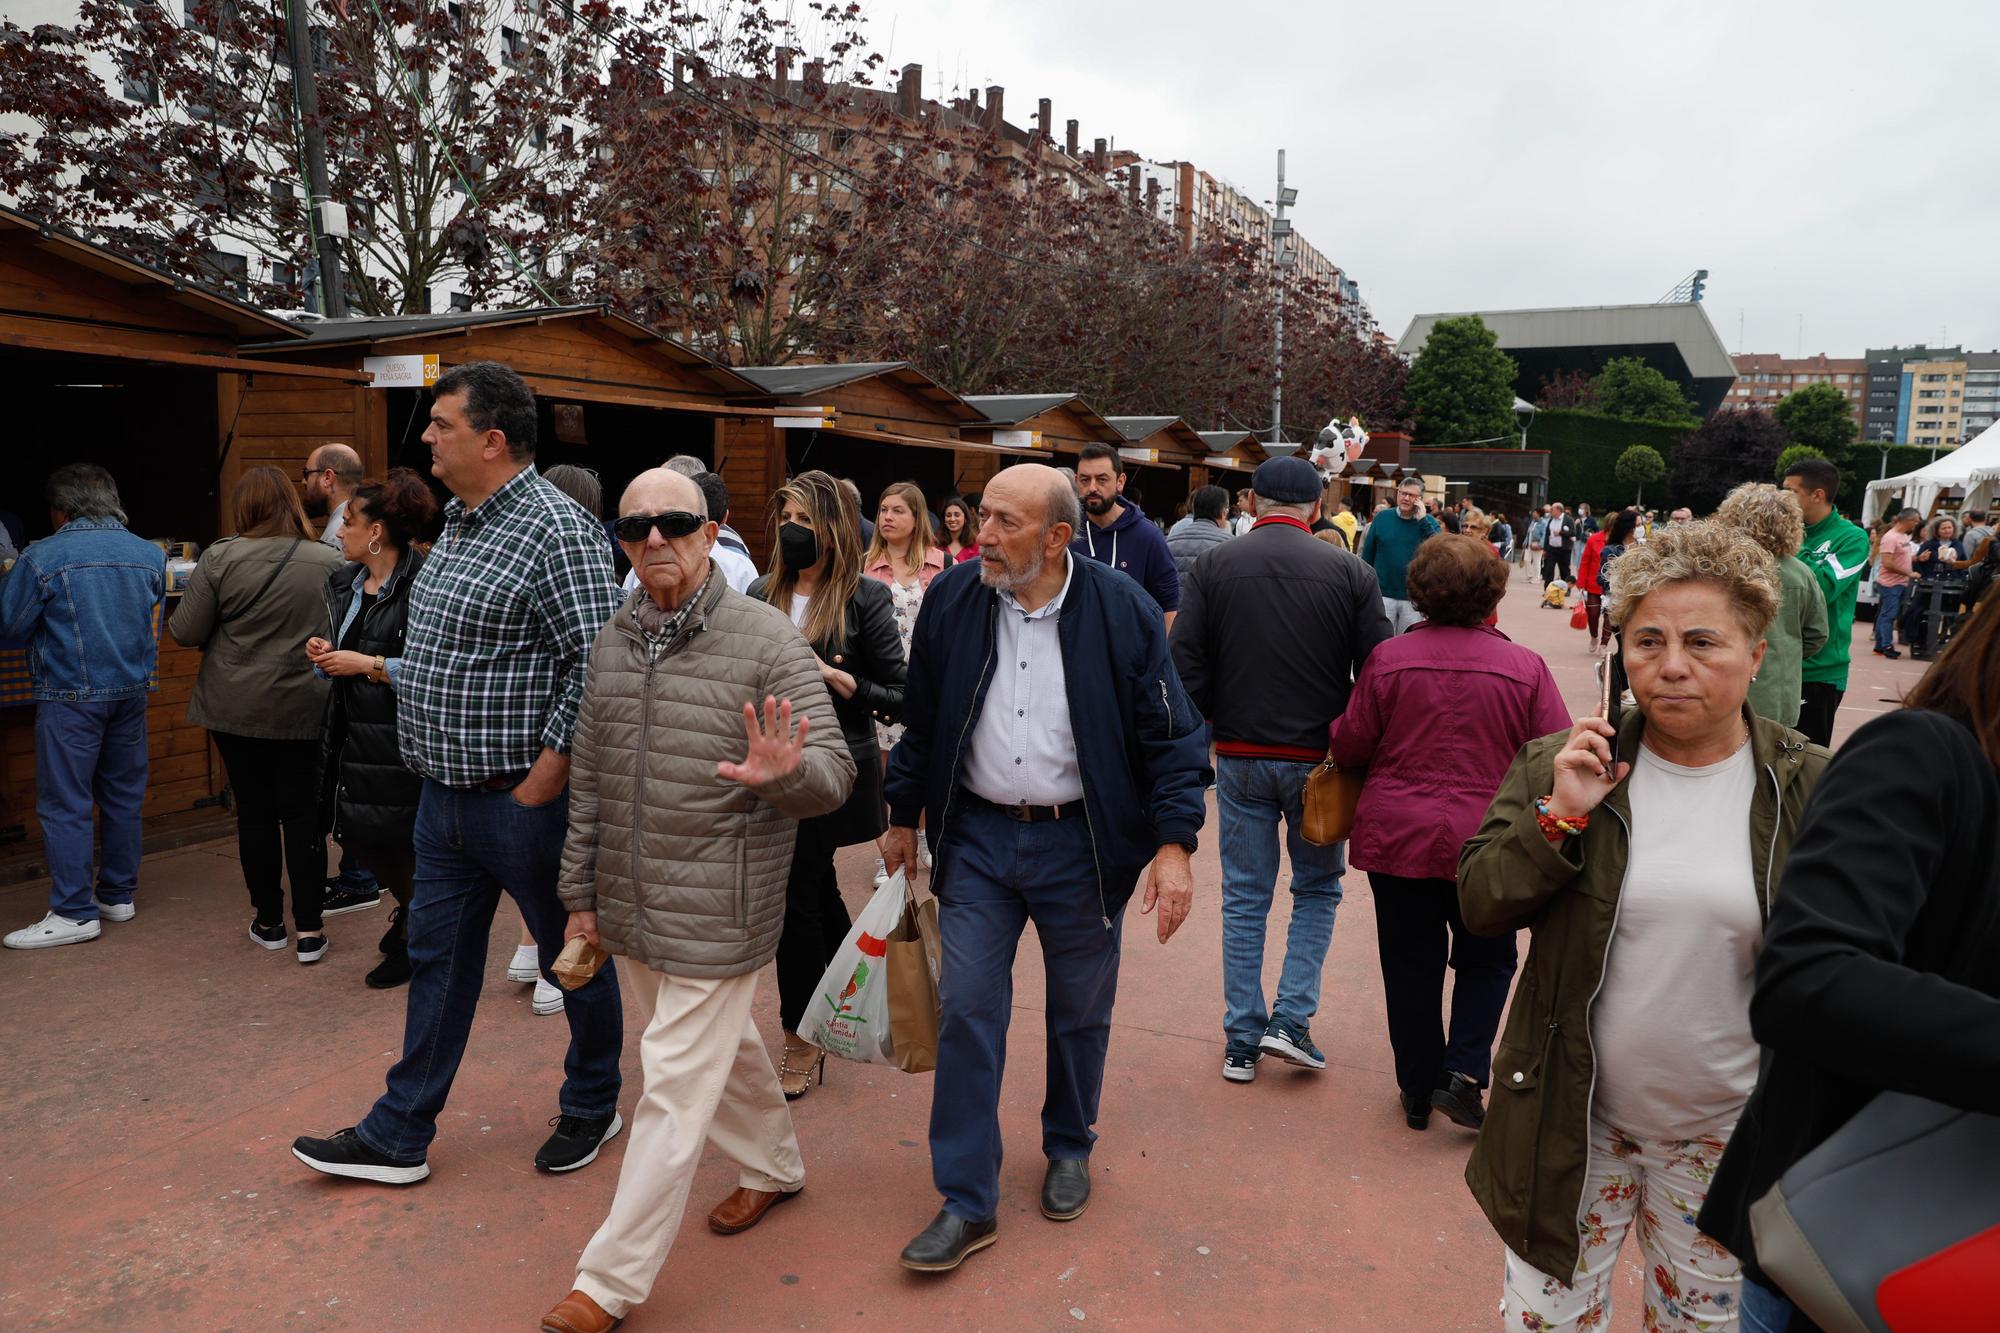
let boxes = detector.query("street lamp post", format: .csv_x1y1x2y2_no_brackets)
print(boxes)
1268,150,1297,450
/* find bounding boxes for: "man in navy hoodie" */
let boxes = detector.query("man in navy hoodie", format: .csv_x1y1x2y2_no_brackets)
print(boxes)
1072,442,1180,626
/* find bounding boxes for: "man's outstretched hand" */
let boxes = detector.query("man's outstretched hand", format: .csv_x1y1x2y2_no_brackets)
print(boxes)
717,695,809,787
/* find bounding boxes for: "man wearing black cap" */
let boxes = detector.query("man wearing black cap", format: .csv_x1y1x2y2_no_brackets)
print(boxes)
1170,456,1391,1083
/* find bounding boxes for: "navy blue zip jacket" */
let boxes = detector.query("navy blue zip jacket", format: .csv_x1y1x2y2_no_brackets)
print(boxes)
1071,499,1181,614
884,554,1209,919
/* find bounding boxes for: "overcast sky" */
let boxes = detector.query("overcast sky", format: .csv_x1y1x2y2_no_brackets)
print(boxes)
864,0,2000,358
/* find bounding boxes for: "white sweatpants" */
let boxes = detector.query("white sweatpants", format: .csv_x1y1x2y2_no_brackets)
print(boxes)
1502,1116,1742,1331
573,963,805,1318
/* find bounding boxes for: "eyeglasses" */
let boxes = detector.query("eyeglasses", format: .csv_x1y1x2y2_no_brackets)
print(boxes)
612,510,705,542
301,465,329,480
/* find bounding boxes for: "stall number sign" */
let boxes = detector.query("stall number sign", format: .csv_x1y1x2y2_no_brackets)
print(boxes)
363,354,440,389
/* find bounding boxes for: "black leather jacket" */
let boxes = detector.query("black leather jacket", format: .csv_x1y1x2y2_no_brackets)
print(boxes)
318,546,425,847
748,573,905,846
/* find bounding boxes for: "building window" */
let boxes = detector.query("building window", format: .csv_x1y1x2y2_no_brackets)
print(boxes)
449,291,473,311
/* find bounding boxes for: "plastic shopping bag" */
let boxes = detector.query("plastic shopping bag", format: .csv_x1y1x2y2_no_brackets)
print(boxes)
799,870,907,1066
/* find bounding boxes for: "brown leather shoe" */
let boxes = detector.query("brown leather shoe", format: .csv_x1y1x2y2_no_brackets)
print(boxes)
707,1183,803,1235
541,1289,620,1333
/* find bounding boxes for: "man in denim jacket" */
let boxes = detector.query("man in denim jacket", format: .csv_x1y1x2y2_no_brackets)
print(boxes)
0,465,165,949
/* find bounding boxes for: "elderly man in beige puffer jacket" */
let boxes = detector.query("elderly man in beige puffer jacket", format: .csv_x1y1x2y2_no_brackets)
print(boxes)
543,468,854,1333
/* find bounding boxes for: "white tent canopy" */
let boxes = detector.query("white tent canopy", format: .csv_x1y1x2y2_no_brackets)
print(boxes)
1862,420,2000,524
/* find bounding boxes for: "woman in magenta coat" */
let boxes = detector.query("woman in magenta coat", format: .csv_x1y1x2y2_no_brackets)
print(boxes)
1328,534,1572,1132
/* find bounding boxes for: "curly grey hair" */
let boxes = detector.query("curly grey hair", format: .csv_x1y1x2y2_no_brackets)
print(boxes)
1605,518,1780,639
1714,482,1805,560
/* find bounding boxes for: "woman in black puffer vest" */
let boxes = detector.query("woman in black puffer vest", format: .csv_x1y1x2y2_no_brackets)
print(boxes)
305,469,440,989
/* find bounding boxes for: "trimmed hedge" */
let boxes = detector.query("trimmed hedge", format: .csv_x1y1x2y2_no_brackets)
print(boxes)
1832,444,1947,516
1530,408,1697,511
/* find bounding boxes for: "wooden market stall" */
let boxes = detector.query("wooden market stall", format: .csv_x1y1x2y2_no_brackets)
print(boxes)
958,393,1127,496
1194,429,1267,494
1103,416,1204,520
0,205,353,877
723,363,1001,564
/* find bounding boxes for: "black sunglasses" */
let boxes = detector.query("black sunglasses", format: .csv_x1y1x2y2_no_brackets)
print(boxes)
613,510,705,542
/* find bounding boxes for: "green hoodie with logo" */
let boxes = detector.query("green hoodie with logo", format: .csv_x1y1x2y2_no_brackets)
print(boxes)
1797,508,1871,688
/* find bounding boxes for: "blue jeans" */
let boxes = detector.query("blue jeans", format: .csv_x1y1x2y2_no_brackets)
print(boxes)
357,780,622,1161
1739,1276,1797,1333
333,844,379,891
1215,755,1344,1048
35,697,147,921
931,802,1123,1223
1874,582,1908,650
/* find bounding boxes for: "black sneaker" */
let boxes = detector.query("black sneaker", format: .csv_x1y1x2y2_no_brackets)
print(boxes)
296,934,329,965
291,1127,429,1184
1221,1043,1262,1083
365,950,412,989
249,919,288,950
535,1111,623,1173
320,883,383,917
376,905,406,956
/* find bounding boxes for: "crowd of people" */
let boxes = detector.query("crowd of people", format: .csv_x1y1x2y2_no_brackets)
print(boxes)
1,358,1995,1333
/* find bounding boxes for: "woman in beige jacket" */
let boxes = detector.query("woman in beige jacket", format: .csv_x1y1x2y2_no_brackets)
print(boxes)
170,467,340,960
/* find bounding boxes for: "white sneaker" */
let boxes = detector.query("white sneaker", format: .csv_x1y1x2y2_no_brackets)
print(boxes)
532,977,565,1015
93,897,136,922
4,912,102,950
506,942,540,984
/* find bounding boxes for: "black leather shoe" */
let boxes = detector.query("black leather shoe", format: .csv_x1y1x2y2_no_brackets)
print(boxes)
898,1209,998,1272
1400,1090,1432,1130
1432,1072,1487,1130
1040,1158,1090,1221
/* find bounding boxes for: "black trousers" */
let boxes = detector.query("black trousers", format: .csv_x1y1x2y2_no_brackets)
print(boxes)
1797,682,1843,748
213,732,326,932
1370,873,1517,1097
1541,545,1573,586
776,819,854,1034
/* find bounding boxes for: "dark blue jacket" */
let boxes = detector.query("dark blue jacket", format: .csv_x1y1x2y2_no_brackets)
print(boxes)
1071,499,1180,613
884,555,1209,921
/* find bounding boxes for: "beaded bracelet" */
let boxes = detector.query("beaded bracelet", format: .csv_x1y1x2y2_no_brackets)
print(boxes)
1534,796,1590,839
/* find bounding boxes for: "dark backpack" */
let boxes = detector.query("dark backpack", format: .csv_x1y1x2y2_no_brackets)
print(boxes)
1965,542,1998,608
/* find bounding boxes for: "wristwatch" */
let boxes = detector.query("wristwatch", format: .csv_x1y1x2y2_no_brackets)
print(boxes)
373,654,387,680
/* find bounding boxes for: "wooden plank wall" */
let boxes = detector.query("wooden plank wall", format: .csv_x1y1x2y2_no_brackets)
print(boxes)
219,373,374,521
459,321,724,398
716,417,782,569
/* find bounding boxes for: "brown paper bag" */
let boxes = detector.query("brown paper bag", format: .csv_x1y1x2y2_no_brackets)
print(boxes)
551,935,611,990
885,885,941,1074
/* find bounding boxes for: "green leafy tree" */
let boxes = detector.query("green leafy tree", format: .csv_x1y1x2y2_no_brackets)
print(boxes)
1670,409,1788,515
1772,382,1859,454
1404,314,1518,447
1593,356,1696,424
1774,443,1830,484
1615,444,1667,505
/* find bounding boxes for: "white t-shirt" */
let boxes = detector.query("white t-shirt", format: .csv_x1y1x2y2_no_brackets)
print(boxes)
789,592,812,629
1590,742,1763,1139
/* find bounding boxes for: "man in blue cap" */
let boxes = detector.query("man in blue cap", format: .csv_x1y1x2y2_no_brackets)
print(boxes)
1170,455,1391,1082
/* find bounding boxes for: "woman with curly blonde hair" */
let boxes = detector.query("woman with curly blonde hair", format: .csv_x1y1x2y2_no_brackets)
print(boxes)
1458,519,1829,1332
1716,483,1829,728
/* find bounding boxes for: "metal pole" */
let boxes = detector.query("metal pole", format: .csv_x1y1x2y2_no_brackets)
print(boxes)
286,0,347,317
1269,148,1285,448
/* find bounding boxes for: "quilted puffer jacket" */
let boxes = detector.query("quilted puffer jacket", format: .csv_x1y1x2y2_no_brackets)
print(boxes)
557,575,856,978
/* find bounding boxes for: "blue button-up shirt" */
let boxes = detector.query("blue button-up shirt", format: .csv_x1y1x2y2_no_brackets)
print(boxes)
960,553,1084,806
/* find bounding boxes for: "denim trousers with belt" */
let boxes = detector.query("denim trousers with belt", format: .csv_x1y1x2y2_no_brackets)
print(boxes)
35,697,148,921
930,801,1123,1223
1215,755,1345,1050
356,779,622,1161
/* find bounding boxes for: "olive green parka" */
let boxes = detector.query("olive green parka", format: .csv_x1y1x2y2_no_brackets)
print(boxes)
1455,706,1828,1280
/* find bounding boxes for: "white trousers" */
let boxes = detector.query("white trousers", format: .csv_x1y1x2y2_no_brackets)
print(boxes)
1382,596,1423,634
1502,1116,1742,1331
574,963,805,1318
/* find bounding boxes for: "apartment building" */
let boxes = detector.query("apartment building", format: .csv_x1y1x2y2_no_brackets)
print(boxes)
1959,351,2000,441
1727,353,1866,414
1901,357,1967,448
1862,344,1959,443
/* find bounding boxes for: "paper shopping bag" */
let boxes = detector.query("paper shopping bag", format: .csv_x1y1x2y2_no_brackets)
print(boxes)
886,883,941,1074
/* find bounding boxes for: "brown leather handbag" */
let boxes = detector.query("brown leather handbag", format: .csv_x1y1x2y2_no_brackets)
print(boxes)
1301,755,1364,846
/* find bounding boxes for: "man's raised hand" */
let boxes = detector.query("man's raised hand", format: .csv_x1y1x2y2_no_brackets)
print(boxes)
716,695,809,787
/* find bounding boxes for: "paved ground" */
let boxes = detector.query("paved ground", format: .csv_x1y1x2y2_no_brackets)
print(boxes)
0,574,1925,1330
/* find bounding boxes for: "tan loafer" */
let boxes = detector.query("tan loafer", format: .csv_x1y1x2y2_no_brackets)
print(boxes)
541,1289,620,1333
707,1184,803,1235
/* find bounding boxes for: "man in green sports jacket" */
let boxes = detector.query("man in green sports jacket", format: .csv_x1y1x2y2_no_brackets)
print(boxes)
1782,456,1872,747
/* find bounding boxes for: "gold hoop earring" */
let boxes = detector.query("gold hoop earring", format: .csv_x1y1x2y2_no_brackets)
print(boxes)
368,538,381,555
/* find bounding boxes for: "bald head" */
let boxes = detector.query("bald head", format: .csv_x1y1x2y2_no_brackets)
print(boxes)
620,466,706,519
985,463,1080,535
304,442,363,516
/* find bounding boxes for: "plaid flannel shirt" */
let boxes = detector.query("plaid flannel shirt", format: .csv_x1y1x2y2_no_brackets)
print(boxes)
397,466,621,786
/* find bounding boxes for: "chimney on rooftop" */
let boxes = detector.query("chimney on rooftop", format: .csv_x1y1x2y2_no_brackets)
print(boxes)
773,46,791,99
1127,162,1141,207
897,64,921,118
1037,98,1052,139
1093,137,1107,172
803,59,824,95
1146,176,1160,215
983,85,1004,131
1066,119,1079,157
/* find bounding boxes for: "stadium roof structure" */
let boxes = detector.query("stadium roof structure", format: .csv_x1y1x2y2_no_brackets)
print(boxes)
1397,302,1737,417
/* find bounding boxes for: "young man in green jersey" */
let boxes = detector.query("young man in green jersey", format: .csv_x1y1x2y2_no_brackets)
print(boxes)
1782,456,1871,746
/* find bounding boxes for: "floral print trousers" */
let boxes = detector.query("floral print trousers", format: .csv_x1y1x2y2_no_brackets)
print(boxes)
1502,1117,1743,1331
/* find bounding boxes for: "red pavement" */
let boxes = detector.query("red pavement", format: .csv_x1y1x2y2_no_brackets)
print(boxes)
0,576,1922,1331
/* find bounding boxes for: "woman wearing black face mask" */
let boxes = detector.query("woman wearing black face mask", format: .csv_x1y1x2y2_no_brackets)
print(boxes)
751,470,907,1098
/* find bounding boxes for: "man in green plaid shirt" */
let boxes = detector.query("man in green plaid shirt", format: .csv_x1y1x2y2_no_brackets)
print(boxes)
293,361,628,1186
